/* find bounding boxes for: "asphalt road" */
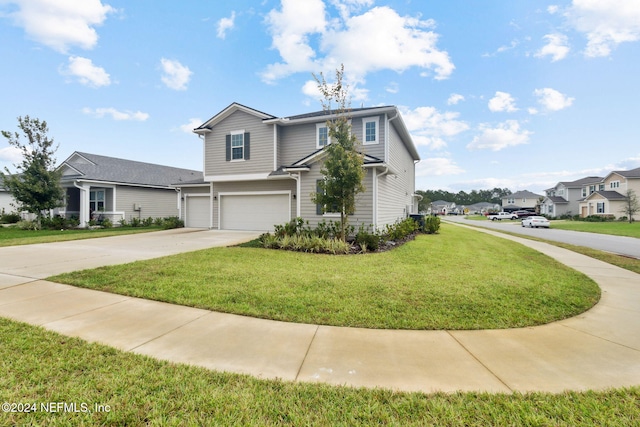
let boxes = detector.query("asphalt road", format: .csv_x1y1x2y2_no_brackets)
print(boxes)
443,216,640,259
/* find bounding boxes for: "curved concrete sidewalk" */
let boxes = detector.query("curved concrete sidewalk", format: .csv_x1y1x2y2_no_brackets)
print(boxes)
1,227,639,393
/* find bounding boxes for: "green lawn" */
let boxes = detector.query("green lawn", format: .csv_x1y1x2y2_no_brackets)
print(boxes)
2,318,638,426
550,220,640,238
50,224,600,330
0,226,163,247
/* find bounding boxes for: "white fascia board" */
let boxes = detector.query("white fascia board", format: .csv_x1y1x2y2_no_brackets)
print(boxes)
204,173,271,182
64,179,171,190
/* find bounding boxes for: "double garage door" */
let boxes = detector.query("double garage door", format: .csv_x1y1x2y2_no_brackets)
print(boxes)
220,193,290,231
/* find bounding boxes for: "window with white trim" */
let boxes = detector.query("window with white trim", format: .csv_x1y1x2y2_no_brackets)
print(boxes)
362,117,379,145
316,123,330,149
610,180,620,189
231,132,244,160
90,189,105,212
597,202,605,213
225,130,250,161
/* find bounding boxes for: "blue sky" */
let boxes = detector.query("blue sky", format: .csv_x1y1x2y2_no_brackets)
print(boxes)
1,0,639,194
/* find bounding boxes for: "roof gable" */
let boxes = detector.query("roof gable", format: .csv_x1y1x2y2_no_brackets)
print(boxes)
195,102,275,132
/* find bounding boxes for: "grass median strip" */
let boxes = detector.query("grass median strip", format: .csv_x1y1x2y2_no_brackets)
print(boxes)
0,226,162,247
2,318,638,426
49,224,600,330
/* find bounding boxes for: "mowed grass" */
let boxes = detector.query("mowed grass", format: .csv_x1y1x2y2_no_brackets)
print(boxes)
2,318,639,426
0,226,162,247
551,220,640,238
50,224,600,330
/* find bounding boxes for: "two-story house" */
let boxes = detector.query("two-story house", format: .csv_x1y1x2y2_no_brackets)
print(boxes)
176,103,420,231
540,176,602,218
501,190,543,212
578,167,640,220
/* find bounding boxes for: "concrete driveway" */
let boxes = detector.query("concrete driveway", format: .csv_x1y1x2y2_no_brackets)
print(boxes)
0,228,262,279
1,225,640,393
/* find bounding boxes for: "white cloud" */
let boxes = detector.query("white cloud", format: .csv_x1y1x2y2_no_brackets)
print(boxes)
217,11,236,39
385,82,399,94
447,93,464,105
401,106,469,150
262,2,454,83
82,107,149,121
160,58,192,91
179,118,203,133
61,56,110,87
416,157,464,177
0,146,23,163
535,33,570,61
488,91,518,113
534,88,574,111
3,0,115,53
467,120,532,151
548,5,560,14
566,0,640,57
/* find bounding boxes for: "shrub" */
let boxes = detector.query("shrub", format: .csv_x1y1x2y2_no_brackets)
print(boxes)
584,214,615,222
101,218,113,228
142,217,154,227
130,217,142,227
423,215,441,234
0,211,21,224
16,220,39,230
383,218,418,241
355,224,381,251
160,216,184,229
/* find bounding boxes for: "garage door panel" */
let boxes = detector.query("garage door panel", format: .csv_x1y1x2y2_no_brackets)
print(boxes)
220,194,289,231
186,197,210,228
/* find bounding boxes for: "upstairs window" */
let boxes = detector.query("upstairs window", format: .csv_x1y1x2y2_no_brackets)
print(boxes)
610,180,620,189
316,123,330,149
225,131,250,161
363,117,379,144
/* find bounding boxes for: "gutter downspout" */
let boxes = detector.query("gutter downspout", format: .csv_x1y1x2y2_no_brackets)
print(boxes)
373,165,390,229
73,180,89,228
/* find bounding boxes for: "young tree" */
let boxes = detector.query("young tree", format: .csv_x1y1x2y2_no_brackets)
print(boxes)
620,189,639,223
311,65,365,241
1,116,65,227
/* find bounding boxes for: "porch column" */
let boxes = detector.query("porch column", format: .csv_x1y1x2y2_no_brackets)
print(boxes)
74,182,90,227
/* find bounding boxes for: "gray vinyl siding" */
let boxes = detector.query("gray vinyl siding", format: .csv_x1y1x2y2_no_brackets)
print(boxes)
279,123,317,165
377,122,415,227
204,110,274,176
0,191,14,213
298,163,374,229
116,186,179,221
211,179,296,229
279,115,387,166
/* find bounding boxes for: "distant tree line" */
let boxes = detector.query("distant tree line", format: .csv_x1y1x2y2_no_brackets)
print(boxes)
416,188,513,212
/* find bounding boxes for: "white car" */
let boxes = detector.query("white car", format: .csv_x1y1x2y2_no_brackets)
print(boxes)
521,216,550,228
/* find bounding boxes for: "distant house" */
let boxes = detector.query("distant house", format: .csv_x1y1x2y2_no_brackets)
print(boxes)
429,200,456,215
540,176,603,218
0,176,14,214
175,102,421,230
466,202,501,214
578,166,640,220
501,190,543,211
57,152,202,227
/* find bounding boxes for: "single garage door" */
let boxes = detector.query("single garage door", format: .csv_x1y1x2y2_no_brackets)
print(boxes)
220,193,290,231
185,196,211,228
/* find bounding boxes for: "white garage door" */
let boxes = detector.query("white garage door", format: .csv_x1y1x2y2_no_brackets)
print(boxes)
185,196,210,228
220,193,290,231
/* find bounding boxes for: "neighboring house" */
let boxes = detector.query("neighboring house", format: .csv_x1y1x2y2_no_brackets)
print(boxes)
578,166,640,220
57,152,202,227
430,200,456,215
540,176,602,218
466,202,501,214
176,102,421,231
0,176,14,214
501,190,543,211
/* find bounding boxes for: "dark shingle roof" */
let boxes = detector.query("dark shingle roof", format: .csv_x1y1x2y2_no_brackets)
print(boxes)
61,152,202,187
503,190,543,199
615,166,640,178
594,191,627,200
282,105,395,121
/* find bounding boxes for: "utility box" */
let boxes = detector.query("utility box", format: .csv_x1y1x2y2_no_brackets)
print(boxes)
133,203,142,211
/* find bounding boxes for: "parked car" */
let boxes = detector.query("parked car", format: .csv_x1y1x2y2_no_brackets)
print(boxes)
521,216,550,228
487,211,518,221
513,210,535,218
